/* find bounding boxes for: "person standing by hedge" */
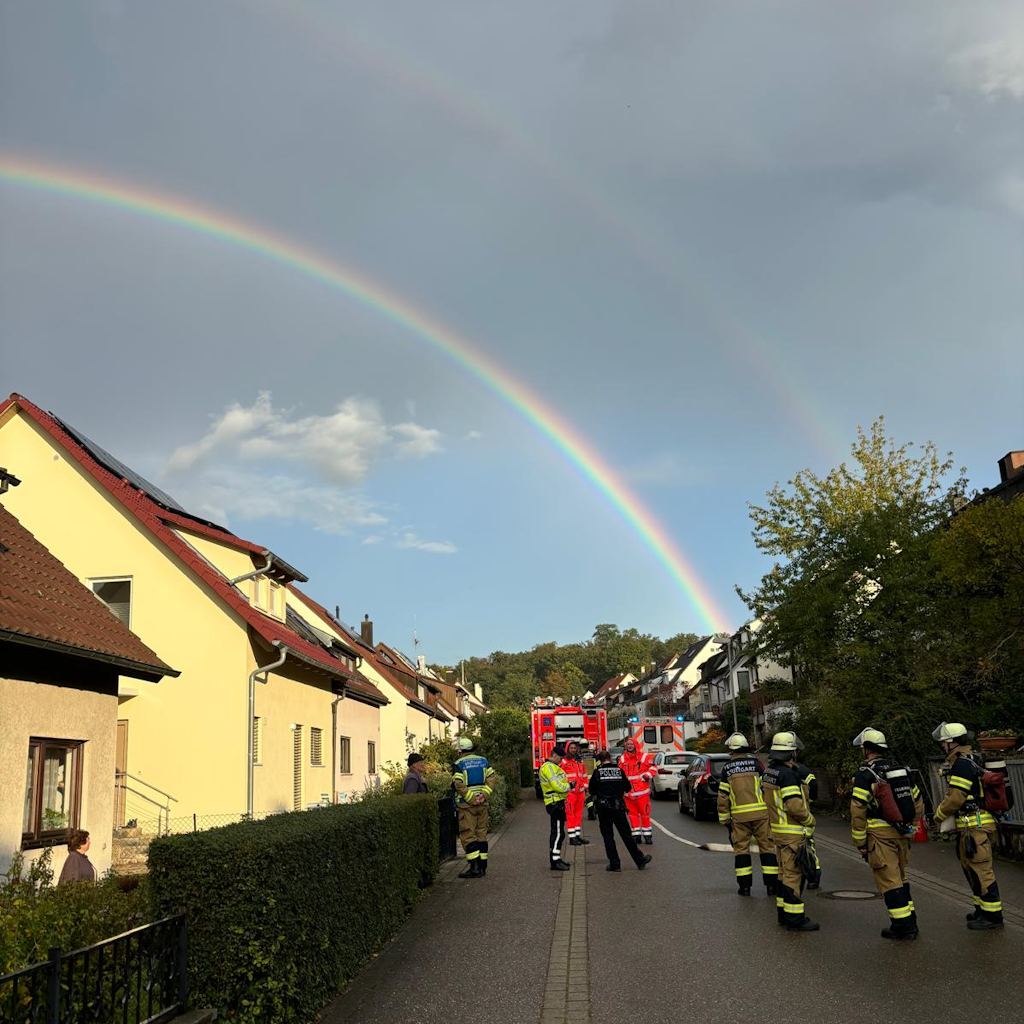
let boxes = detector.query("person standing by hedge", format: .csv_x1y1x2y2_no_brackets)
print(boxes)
540,744,572,871
454,737,496,879
403,751,430,794
58,830,96,884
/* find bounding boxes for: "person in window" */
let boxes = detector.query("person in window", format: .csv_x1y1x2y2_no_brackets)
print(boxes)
402,752,429,794
58,830,96,884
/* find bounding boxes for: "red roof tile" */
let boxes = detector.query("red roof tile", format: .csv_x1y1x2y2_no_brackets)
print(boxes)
0,394,384,703
0,504,176,681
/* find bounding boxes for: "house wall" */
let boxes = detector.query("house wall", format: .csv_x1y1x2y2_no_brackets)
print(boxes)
404,704,436,754
0,672,118,877
1,412,253,821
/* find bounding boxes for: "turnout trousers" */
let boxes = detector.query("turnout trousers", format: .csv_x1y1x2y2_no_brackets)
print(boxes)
866,833,916,933
597,804,646,869
458,803,490,864
731,816,778,891
625,791,652,840
547,801,568,863
566,790,587,840
774,834,811,926
958,828,1003,923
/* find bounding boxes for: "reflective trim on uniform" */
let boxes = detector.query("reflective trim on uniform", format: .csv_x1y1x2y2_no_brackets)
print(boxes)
732,801,766,813
889,906,914,920
770,824,807,835
719,814,731,824
852,787,872,803
719,782,732,793
851,829,867,843
763,865,779,875
780,785,803,799
956,811,995,829
479,852,488,860
465,850,480,860
736,866,754,877
776,896,785,908
979,899,1003,912
784,903,805,914
867,819,898,830
949,775,974,791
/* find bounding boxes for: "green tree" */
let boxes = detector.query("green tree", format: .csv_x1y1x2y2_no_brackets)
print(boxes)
466,707,531,762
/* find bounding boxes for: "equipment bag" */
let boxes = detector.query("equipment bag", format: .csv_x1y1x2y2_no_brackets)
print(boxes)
868,766,917,826
980,761,1012,813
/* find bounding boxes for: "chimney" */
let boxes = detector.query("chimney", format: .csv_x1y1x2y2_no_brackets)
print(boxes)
474,682,483,702
417,655,427,673
998,451,1024,483
360,614,373,647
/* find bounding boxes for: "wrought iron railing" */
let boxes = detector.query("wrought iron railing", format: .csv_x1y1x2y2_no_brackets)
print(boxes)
437,795,457,863
0,914,187,1024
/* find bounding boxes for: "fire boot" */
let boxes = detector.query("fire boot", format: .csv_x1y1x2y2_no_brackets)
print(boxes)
459,860,482,879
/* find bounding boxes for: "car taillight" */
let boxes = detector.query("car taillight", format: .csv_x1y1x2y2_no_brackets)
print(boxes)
658,768,672,775
700,771,712,784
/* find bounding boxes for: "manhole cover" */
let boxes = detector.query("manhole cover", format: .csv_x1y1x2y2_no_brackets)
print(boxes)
821,890,880,901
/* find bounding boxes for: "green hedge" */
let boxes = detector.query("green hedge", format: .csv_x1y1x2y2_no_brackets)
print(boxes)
148,796,439,1024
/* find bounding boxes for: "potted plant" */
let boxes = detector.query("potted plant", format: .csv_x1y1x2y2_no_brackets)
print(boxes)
977,729,1019,752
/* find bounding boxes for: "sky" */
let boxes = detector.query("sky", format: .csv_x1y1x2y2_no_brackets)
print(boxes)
1,1,1022,664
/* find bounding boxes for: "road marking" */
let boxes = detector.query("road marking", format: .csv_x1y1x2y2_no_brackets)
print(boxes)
540,840,589,1024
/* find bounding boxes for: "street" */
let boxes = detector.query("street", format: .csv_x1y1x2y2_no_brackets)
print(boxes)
324,794,1022,1024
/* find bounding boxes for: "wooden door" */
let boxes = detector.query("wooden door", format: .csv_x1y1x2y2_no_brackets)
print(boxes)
114,720,128,826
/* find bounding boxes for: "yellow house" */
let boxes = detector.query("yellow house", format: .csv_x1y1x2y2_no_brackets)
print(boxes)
0,394,389,834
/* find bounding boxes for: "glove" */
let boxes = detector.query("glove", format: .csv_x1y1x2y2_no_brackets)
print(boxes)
858,845,868,862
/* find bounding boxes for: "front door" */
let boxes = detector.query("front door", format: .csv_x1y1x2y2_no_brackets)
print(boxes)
114,720,128,826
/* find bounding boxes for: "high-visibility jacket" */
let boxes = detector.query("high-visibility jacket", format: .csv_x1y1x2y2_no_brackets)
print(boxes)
850,757,924,844
539,760,571,806
619,750,655,799
934,746,996,833
563,755,589,793
453,755,495,806
717,754,768,824
762,760,814,838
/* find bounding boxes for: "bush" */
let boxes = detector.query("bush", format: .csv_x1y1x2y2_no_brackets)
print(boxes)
148,796,439,1024
1,849,151,974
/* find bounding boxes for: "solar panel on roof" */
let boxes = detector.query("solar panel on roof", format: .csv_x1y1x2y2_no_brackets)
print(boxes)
53,415,189,513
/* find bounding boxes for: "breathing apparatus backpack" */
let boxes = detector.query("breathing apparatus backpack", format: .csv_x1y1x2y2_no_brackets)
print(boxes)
979,759,1013,814
865,763,917,827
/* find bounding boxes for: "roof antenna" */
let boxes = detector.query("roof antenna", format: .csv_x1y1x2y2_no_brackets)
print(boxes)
413,614,419,649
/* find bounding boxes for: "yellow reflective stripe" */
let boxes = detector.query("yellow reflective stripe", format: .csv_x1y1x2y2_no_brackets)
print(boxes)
852,787,872,803
736,867,754,876
780,785,802,799
763,866,779,875
956,811,995,829
719,815,731,823
465,851,479,860
719,782,732,793
851,829,867,842
784,904,805,914
771,825,806,835
776,897,785,908
949,776,973,791
979,899,1002,912
912,785,921,798
889,907,913,919
867,819,897,830
732,801,766,812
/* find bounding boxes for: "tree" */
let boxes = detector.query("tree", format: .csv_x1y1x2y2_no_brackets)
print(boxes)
466,707,531,763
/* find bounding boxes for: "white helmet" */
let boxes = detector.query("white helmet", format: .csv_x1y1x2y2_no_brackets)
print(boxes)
458,736,475,752
853,727,888,748
932,722,968,745
725,732,751,751
769,731,801,756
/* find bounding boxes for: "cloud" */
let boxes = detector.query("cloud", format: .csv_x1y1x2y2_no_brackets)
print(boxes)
361,535,384,546
464,430,484,441
168,392,443,484
950,36,1024,102
396,530,457,555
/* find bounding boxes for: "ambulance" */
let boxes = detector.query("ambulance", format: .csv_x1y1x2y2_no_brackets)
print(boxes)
623,715,700,797
531,697,608,798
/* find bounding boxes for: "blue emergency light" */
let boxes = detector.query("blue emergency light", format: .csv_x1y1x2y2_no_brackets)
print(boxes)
629,716,639,723
675,715,685,722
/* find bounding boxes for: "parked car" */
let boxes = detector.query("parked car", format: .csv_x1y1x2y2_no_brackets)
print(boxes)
677,753,729,820
650,750,701,797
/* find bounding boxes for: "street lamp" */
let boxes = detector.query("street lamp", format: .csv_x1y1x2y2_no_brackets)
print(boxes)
714,632,740,735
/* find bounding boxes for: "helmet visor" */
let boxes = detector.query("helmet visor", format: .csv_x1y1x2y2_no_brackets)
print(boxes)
931,723,948,742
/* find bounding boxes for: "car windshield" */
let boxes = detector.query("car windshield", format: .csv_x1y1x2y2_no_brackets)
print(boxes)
664,754,695,766
708,758,727,778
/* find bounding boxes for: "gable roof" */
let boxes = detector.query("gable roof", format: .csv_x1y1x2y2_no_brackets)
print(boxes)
0,504,176,682
1,394,385,705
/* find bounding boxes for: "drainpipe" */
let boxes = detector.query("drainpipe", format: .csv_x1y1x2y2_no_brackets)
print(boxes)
230,551,273,587
331,687,346,804
247,643,288,818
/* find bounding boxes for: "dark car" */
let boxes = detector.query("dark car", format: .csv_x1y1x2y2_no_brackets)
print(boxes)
677,753,729,820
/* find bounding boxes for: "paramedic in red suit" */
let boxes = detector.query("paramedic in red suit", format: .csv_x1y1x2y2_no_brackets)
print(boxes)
619,736,655,844
563,740,590,846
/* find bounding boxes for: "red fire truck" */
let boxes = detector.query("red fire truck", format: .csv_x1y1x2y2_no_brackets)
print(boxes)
531,697,608,798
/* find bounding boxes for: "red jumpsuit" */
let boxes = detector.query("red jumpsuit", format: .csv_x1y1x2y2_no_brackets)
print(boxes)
620,749,656,841
563,755,588,841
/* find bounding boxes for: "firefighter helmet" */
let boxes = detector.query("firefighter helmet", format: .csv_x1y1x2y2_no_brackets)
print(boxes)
725,732,751,751
769,731,801,756
932,722,968,745
457,736,475,752
853,727,888,748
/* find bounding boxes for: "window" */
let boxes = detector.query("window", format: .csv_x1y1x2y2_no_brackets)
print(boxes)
90,578,131,627
339,736,351,775
643,726,657,744
250,575,285,621
252,717,262,765
736,670,751,693
665,754,697,767
292,726,303,811
23,739,83,847
660,725,674,744
367,741,377,774
310,727,323,767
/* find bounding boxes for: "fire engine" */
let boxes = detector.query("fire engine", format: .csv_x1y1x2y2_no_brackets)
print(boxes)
622,715,698,756
531,697,608,798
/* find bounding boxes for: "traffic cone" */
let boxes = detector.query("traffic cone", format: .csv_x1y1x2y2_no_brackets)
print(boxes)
913,817,929,843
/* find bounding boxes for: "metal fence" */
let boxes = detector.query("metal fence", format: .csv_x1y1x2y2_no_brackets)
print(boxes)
0,914,187,1024
438,796,457,863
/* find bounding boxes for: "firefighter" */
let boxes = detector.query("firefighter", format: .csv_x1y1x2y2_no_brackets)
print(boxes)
763,732,819,931
794,753,822,889
850,728,923,940
718,732,777,897
563,740,590,846
540,743,572,870
932,722,1004,930
619,736,656,844
453,737,496,879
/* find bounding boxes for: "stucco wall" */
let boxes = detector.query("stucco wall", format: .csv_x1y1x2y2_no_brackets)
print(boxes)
0,676,117,877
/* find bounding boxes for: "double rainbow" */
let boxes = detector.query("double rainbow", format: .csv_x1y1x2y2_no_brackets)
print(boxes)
0,155,731,631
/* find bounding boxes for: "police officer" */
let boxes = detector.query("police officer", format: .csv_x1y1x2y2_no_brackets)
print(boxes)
717,733,778,897
932,722,1004,930
850,728,923,940
762,732,819,931
540,744,572,871
589,749,651,871
453,737,496,879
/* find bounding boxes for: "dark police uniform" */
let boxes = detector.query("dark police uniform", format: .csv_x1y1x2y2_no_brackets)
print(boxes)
589,762,648,870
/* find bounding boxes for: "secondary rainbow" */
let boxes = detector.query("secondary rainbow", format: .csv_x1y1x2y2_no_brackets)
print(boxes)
0,155,731,631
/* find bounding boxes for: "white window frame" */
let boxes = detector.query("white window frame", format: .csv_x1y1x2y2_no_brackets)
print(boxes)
89,576,133,628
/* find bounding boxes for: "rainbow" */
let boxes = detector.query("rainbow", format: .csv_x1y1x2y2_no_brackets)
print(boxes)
0,154,731,631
